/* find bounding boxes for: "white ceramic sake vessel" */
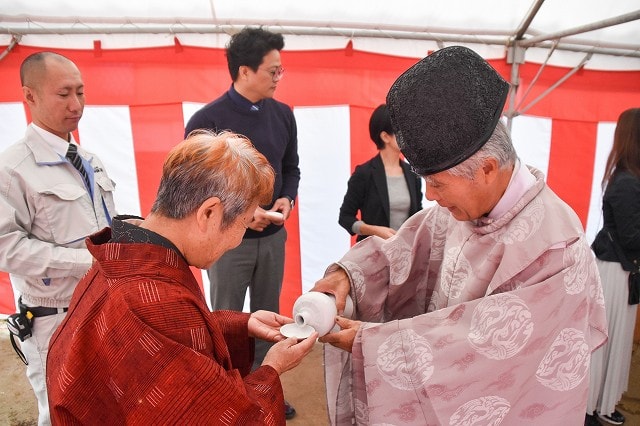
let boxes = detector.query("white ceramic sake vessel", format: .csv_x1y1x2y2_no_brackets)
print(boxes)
292,291,354,337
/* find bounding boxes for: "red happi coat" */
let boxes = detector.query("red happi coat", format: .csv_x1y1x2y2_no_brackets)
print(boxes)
47,227,286,425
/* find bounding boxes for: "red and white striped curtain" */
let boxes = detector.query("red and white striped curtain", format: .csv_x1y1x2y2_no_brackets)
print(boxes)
1,45,639,316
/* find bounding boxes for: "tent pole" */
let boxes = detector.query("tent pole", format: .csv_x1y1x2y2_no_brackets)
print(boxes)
514,41,559,112
518,53,593,116
514,0,546,40
0,35,20,62
506,61,519,132
1,24,638,58
505,46,526,131
519,10,640,46
506,0,546,131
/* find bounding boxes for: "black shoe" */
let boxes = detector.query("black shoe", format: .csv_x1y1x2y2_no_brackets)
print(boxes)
598,410,625,425
585,413,600,426
285,400,296,420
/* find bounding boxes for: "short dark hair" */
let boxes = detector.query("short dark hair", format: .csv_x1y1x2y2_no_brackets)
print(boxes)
226,27,284,81
369,104,394,150
20,51,70,86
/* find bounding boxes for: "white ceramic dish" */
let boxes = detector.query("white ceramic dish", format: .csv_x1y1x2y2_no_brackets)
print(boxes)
280,323,315,340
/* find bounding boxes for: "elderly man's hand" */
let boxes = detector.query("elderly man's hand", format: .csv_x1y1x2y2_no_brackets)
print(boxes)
318,316,361,352
248,310,292,342
262,332,318,375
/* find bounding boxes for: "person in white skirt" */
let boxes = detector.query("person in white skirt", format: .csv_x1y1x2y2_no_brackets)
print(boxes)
586,107,640,426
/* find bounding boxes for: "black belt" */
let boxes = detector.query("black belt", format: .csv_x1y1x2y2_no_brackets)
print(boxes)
17,296,68,318
26,306,68,317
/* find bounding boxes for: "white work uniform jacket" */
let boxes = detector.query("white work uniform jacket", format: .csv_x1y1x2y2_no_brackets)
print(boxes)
0,124,117,308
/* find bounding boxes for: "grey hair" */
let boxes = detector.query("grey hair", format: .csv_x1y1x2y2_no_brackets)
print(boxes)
446,120,516,180
150,130,274,230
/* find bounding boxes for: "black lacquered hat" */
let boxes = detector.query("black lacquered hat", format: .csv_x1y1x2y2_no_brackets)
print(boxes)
387,46,509,175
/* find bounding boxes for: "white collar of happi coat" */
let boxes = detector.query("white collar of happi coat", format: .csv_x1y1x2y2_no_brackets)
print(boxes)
476,158,536,226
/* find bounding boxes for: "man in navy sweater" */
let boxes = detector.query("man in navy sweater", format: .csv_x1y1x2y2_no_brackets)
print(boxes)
184,26,300,419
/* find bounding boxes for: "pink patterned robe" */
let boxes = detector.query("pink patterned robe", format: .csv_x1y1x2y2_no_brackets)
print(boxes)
324,168,607,425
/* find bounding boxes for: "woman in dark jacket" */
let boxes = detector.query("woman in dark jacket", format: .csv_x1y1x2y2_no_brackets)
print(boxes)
586,107,640,426
339,104,422,242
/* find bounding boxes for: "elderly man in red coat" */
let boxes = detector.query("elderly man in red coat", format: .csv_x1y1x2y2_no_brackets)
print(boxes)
47,130,317,425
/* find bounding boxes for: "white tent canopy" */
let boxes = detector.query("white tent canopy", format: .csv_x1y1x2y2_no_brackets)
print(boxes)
2,0,640,70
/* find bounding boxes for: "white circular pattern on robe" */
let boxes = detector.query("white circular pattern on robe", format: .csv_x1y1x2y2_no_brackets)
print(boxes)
341,260,365,303
492,197,544,244
440,246,474,300
381,237,412,285
468,293,533,359
563,236,589,295
536,328,590,391
449,396,510,425
376,329,434,390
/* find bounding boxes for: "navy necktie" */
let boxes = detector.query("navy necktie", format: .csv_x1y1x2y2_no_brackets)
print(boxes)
66,144,90,190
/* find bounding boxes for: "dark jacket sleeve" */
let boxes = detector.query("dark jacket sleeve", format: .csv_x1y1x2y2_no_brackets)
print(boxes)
339,163,370,235
592,171,640,263
339,156,423,240
608,172,640,253
278,106,301,201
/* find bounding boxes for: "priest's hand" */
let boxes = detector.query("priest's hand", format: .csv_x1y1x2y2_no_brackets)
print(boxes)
262,332,318,375
248,310,292,342
319,316,361,352
311,268,351,314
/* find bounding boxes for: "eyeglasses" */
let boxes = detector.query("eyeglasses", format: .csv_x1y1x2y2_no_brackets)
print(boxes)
260,66,285,82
